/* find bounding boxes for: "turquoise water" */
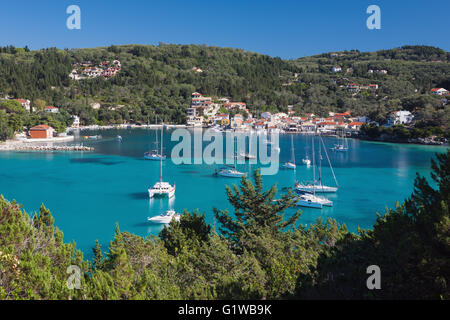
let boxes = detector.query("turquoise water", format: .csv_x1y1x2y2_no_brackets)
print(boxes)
0,128,447,257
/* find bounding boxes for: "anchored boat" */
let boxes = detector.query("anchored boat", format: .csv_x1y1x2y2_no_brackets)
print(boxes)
148,123,175,198
148,210,180,224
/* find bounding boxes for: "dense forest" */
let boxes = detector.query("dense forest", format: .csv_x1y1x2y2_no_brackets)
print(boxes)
0,44,449,141
0,150,449,300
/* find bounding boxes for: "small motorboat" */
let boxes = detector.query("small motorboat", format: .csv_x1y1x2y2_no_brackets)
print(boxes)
281,161,296,170
240,152,256,160
116,135,122,142
147,210,180,224
331,144,348,152
217,167,246,178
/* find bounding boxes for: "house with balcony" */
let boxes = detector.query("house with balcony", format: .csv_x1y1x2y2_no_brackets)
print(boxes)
431,88,449,96
387,111,414,126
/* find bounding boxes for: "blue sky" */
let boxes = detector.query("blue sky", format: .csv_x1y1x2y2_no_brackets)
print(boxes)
0,0,448,59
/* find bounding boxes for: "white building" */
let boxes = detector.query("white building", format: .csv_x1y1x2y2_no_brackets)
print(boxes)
72,115,80,128
332,66,342,72
45,106,59,113
15,99,31,112
186,116,204,127
388,111,414,126
261,112,272,120
431,88,449,96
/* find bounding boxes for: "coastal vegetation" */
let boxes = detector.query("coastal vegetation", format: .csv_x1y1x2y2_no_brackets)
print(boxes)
0,150,448,300
0,44,448,141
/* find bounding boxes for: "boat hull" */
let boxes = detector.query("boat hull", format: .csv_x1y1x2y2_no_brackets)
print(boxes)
296,186,338,193
218,171,246,178
148,215,180,224
144,154,166,160
282,162,296,170
148,186,175,198
296,199,323,209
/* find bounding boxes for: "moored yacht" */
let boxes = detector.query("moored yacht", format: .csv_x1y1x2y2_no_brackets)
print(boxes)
282,161,296,169
302,158,311,166
282,135,296,170
295,182,338,193
144,150,166,161
217,167,247,178
148,123,175,198
240,152,256,160
147,209,180,224
295,194,323,209
144,116,166,160
148,181,176,198
218,133,246,178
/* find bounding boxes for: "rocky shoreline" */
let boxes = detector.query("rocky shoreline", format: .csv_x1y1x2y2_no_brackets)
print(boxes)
0,136,94,152
356,134,449,146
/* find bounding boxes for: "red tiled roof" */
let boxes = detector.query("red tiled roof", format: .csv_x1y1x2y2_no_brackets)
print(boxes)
30,125,52,131
349,122,364,126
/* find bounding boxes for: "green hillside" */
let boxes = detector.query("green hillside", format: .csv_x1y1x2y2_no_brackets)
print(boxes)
0,44,449,140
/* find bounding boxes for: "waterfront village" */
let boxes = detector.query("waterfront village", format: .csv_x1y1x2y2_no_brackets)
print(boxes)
185,91,419,136
1,84,449,148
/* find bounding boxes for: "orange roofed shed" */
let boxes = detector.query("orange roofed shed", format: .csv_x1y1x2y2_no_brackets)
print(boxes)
29,125,55,139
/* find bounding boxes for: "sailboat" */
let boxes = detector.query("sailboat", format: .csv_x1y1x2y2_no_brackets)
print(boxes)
302,156,311,166
218,133,246,178
144,116,166,160
295,135,332,208
148,124,175,198
296,134,339,194
331,129,348,152
282,135,296,169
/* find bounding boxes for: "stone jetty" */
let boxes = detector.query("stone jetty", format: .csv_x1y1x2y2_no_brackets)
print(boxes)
12,145,94,151
0,142,94,152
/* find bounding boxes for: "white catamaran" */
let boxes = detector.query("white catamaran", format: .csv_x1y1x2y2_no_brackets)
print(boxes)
148,124,175,198
296,138,333,209
296,134,339,194
295,135,333,208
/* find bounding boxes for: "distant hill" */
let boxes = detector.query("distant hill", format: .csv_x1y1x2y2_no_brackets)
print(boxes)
0,44,448,131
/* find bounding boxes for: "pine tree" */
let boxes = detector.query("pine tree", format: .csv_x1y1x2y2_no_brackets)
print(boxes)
214,169,301,251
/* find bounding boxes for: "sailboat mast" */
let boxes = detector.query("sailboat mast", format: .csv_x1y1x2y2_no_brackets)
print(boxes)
234,131,237,170
312,135,316,197
155,116,158,146
320,136,339,188
160,123,163,183
318,137,322,185
291,134,295,165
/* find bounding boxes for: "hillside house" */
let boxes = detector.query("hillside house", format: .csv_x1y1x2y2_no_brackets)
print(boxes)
387,111,414,126
431,88,449,96
15,99,31,112
45,106,59,113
